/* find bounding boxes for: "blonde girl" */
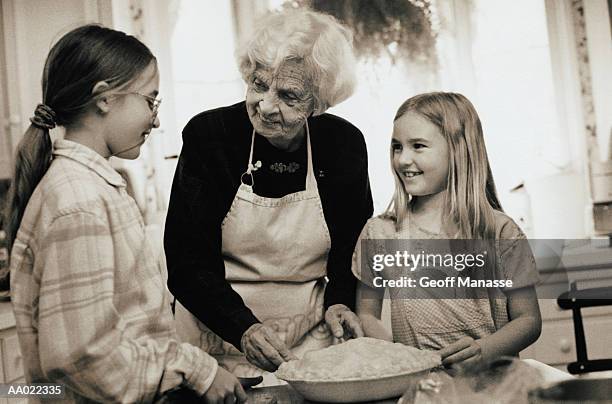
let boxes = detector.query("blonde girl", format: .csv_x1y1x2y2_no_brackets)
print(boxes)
3,25,245,402
353,92,541,371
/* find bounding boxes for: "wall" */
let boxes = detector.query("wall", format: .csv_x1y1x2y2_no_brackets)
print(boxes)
317,0,594,238
465,0,589,238
159,0,608,238
139,0,252,211
583,0,612,162
2,0,609,237
0,0,111,179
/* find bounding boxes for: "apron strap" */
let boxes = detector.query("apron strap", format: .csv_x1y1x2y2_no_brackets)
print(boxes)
304,122,316,190
239,130,258,187
241,122,317,191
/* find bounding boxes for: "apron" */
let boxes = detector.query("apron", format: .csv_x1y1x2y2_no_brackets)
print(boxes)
175,123,333,385
388,220,500,350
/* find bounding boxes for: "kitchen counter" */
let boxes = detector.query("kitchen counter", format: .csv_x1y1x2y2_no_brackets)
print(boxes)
247,385,397,404
535,238,612,274
520,238,612,369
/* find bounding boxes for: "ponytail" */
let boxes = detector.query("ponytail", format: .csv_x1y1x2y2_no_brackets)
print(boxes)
4,125,53,251
2,104,56,288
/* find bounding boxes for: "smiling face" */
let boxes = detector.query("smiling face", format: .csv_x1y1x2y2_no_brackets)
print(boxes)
105,62,160,159
245,60,315,150
392,111,449,198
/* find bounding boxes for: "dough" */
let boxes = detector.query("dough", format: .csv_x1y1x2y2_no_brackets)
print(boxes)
276,337,441,381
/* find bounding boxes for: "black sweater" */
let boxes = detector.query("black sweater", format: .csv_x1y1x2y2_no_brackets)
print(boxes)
164,101,373,350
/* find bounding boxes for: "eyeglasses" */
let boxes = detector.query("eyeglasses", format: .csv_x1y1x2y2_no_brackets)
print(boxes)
114,92,162,125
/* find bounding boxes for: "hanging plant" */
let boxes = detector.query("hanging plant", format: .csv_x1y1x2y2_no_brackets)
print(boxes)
286,0,438,65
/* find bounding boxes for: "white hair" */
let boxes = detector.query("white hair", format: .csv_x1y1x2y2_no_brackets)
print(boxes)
236,9,357,115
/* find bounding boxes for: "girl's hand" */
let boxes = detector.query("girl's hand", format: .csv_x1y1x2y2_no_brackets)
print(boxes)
203,366,248,404
325,304,364,344
359,314,393,341
438,336,487,372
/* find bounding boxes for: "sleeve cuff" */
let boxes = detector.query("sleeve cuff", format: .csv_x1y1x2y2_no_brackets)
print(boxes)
227,309,259,351
324,286,357,311
183,346,219,396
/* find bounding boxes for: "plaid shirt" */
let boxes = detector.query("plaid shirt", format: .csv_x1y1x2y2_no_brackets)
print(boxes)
10,139,217,403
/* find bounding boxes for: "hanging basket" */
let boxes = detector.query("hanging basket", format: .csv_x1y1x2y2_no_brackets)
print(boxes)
288,0,438,65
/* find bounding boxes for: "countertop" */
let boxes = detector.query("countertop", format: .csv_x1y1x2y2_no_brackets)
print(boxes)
536,238,612,272
247,385,397,404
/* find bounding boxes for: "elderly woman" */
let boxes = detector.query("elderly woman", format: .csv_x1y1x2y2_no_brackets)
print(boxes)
164,9,373,381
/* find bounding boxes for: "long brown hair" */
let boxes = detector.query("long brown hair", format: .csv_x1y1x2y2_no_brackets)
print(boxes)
2,25,155,280
387,92,502,239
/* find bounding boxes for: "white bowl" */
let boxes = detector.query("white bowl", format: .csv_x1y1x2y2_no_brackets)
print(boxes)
278,369,433,403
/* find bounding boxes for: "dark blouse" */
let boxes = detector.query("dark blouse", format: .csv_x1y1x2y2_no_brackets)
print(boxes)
164,101,373,350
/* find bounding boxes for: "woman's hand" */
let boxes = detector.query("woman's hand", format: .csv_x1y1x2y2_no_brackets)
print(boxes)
203,366,247,404
325,304,364,344
438,336,488,373
241,323,296,372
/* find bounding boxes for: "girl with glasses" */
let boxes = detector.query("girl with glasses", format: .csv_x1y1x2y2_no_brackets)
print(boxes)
3,24,245,403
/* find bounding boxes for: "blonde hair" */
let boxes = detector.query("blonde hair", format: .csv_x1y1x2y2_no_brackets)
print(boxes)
236,9,357,115
386,92,502,238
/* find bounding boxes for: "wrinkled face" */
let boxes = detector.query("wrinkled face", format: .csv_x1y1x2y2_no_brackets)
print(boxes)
392,111,449,197
245,60,314,148
105,62,160,159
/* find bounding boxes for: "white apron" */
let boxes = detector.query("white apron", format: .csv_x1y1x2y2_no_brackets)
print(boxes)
175,123,333,384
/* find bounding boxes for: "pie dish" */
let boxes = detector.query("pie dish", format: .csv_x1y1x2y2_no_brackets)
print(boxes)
275,337,441,402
